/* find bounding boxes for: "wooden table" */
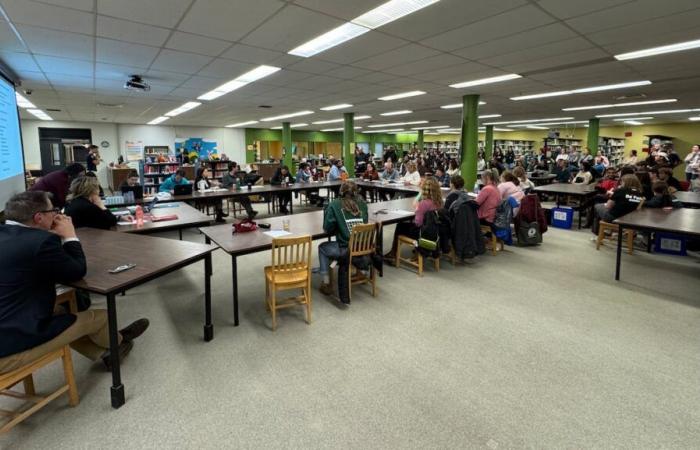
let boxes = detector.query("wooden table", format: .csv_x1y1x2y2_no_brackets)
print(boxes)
613,208,700,280
529,174,557,186
112,202,212,239
674,191,700,208
534,183,597,229
67,229,217,408
199,198,416,326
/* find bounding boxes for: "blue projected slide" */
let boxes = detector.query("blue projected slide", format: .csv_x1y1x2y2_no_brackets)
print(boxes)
0,76,23,181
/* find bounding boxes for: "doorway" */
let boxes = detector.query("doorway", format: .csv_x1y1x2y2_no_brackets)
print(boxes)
39,128,92,174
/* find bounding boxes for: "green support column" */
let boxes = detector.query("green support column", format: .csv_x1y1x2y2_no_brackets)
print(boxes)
417,130,424,151
343,112,355,177
459,94,480,189
282,122,293,174
484,125,494,161
587,118,600,154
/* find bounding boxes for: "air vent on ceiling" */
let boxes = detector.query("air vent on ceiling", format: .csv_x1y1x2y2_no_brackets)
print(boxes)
613,93,647,101
258,105,272,108
97,102,124,108
46,108,61,112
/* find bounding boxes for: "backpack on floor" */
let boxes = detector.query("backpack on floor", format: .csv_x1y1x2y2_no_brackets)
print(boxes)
516,221,542,246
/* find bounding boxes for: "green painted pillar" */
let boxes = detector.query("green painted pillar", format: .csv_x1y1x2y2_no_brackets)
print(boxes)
587,118,600,154
484,125,494,161
282,122,293,173
460,94,480,189
417,130,424,151
343,112,355,177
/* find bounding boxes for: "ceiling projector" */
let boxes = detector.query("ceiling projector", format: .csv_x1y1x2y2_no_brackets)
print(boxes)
124,75,150,92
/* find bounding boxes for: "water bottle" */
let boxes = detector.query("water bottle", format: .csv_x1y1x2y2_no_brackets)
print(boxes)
235,178,241,191
473,181,480,194
135,205,144,226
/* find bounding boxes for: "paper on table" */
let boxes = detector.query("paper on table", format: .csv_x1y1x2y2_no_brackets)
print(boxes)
117,219,150,225
264,230,292,238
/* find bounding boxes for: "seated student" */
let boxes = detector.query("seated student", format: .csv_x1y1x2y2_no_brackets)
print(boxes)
221,162,258,219
552,159,571,183
159,168,190,193
195,167,227,223
295,162,323,207
444,175,465,211
384,177,443,260
596,167,618,193
572,161,594,184
656,166,682,192
498,172,524,201
361,162,380,181
317,181,368,303
446,159,460,177
270,165,293,214
635,170,653,200
591,174,644,234
434,166,450,188
512,167,535,192
328,159,347,181
475,170,500,226
400,161,421,186
0,191,148,373
118,170,140,192
645,181,683,209
380,161,400,182
64,176,120,229
31,163,86,208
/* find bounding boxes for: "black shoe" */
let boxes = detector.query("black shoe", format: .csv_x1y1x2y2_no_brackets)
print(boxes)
248,210,259,219
220,211,229,218
101,340,134,370
119,318,150,342
280,206,289,214
215,215,226,223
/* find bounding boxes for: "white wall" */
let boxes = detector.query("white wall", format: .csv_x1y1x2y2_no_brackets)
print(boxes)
21,120,246,187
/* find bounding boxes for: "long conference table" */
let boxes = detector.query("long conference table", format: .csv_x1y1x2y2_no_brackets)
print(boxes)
113,202,212,238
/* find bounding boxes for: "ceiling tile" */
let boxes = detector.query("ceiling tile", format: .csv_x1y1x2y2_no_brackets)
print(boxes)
382,53,465,77
34,0,95,11
150,49,213,74
351,44,442,71
96,16,171,47
13,70,49,85
241,5,344,52
325,66,372,80
179,75,224,90
45,73,94,88
96,38,160,68
95,62,145,80
422,4,555,51
144,69,192,86
285,59,340,75
178,0,285,41
97,0,193,28
18,25,93,61
35,55,93,76
166,31,232,57
317,31,408,64
536,0,633,19
291,0,386,21
477,37,595,68
197,58,255,79
0,51,40,72
1,0,94,34
0,20,25,52
498,47,611,74
256,70,311,87
221,44,285,65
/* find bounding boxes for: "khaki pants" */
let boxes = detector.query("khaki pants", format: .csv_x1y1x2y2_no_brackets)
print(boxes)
0,310,121,374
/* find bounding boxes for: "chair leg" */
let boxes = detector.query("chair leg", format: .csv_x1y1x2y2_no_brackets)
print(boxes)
434,256,440,272
265,280,270,311
370,267,376,297
491,234,497,256
347,268,352,301
305,281,312,324
270,288,277,331
22,375,35,396
626,230,634,254
596,226,606,250
417,253,423,277
61,347,79,407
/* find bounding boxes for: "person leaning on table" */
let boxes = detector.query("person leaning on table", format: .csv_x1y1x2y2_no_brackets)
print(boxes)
0,191,149,373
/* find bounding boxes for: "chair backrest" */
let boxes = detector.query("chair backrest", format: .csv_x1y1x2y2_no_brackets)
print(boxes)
270,235,312,281
348,223,377,257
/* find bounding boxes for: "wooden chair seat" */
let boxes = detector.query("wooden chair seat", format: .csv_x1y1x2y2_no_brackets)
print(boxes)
596,222,635,254
264,266,309,286
396,235,439,276
480,225,503,256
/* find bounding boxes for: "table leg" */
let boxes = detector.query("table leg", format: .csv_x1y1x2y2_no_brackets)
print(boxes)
289,194,294,214
204,253,214,341
106,293,125,408
647,232,653,253
615,225,623,281
179,229,183,240
232,254,239,326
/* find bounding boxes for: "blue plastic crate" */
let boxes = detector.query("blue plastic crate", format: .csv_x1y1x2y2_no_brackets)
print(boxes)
653,232,687,256
551,206,574,229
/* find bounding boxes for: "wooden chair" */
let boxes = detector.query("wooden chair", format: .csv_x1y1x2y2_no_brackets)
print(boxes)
1,289,79,434
264,235,312,331
331,223,379,299
480,225,503,256
396,235,439,276
441,245,458,266
596,199,645,254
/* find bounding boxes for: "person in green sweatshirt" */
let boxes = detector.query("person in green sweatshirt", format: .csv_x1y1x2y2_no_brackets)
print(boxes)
318,181,368,303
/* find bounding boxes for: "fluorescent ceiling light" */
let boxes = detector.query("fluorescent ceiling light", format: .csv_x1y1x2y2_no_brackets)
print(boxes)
624,121,644,125
15,92,35,108
363,128,405,133
355,115,372,120
479,114,502,119
198,65,280,101
494,128,514,132
440,102,486,109
411,125,449,130
320,126,363,132
165,101,201,117
289,22,369,57
271,123,308,129
147,116,169,125
527,120,588,127
260,110,314,122
26,109,52,120
689,117,700,121
378,90,425,101
562,99,677,111
484,117,575,125
226,120,258,128
511,81,652,101
353,0,440,29
612,117,653,121
312,118,344,125
596,108,699,118
526,125,548,130
450,73,521,89
381,110,412,116
615,38,700,60
320,103,353,111
367,120,428,128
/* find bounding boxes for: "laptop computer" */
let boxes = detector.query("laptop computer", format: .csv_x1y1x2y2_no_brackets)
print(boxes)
120,185,143,201
173,184,193,196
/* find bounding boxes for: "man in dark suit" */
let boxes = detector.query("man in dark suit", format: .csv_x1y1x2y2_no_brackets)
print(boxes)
0,191,148,373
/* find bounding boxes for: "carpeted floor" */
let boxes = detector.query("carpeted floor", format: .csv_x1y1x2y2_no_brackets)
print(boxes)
2,216,699,449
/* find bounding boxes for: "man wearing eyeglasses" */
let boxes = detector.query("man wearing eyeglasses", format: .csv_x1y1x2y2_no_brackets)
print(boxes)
0,191,148,374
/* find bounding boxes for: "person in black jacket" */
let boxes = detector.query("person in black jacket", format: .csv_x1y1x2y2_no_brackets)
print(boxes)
270,166,293,214
64,176,119,229
0,191,148,373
